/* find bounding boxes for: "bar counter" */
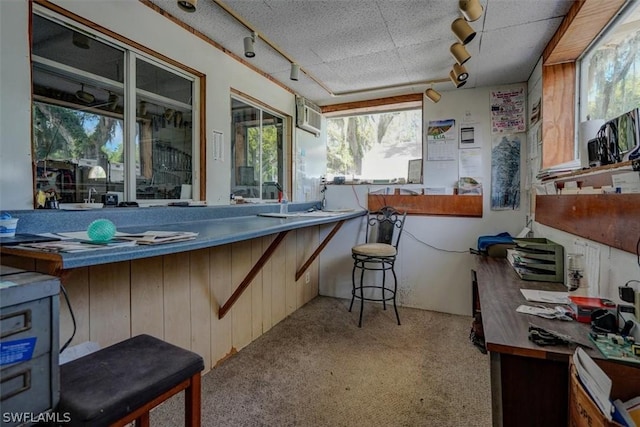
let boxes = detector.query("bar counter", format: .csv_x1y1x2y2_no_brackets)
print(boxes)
1,203,365,269
1,203,365,372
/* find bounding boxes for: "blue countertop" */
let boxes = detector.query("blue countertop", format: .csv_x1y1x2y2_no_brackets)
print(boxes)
2,204,365,269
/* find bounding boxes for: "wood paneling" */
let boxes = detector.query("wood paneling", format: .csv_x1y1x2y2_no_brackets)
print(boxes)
210,245,233,365
190,249,211,371
3,229,319,370
231,240,253,352
130,257,164,339
536,194,640,254
163,253,191,350
543,0,626,65
59,267,89,347
367,194,483,217
89,262,130,347
542,63,576,168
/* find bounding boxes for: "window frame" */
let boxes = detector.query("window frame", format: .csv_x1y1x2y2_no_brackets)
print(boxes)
31,4,205,205
324,100,424,184
230,93,289,202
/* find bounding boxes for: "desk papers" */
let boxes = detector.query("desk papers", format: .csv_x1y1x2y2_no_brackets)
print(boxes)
574,347,614,421
520,289,570,304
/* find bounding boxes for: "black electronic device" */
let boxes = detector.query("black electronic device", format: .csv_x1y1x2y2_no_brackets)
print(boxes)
102,193,118,206
586,138,600,167
117,201,139,208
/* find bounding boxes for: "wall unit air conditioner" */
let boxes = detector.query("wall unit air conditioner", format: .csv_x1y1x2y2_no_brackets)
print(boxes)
296,96,322,136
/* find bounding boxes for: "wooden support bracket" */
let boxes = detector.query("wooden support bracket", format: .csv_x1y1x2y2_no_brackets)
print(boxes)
295,220,345,281
218,230,289,319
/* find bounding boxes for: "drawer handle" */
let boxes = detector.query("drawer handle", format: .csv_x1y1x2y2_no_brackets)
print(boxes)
0,309,32,339
0,368,32,401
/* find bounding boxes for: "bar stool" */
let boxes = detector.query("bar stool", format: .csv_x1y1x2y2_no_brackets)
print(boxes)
349,206,406,327
57,334,204,426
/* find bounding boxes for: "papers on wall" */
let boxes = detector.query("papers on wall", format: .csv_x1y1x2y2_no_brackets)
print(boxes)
520,289,570,304
491,86,526,134
427,119,457,161
459,148,482,182
573,239,601,296
574,347,614,421
459,123,481,148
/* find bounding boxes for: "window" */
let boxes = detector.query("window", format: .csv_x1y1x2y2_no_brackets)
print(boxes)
580,2,640,122
31,9,199,205
230,97,285,201
326,108,422,183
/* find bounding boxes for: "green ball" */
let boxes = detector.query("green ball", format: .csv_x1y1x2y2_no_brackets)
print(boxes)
87,219,116,242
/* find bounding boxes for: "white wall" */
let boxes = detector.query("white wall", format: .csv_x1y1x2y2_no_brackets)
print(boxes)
526,59,640,304
319,85,528,316
0,0,306,210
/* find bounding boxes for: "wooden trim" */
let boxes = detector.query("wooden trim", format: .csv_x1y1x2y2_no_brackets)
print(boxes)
321,93,423,115
543,0,627,65
368,194,483,217
542,62,575,168
218,230,289,319
110,377,195,427
294,220,345,281
35,1,202,78
33,0,208,202
199,76,206,200
535,194,640,254
138,0,294,96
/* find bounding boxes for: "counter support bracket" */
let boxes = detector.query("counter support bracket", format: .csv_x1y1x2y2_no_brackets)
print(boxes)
218,230,289,319
295,220,345,281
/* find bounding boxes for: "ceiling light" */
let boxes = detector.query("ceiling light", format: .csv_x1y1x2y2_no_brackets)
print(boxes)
290,63,300,81
450,43,471,65
459,0,483,22
425,88,441,103
72,32,90,49
449,70,468,88
452,17,476,45
75,84,95,104
452,63,469,82
244,32,256,58
177,0,197,13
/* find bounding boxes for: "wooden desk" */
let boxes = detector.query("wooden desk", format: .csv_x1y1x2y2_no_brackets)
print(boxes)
474,256,637,427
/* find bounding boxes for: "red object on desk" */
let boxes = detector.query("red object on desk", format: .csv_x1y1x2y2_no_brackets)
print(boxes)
568,296,616,323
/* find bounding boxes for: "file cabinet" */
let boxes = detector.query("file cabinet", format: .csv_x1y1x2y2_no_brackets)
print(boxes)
1,265,60,426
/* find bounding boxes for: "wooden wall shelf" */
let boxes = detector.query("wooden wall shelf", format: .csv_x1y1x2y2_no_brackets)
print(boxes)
368,194,482,217
536,194,640,254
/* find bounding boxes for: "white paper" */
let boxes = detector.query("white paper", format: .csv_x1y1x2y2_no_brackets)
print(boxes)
459,148,482,181
574,347,614,420
520,289,570,304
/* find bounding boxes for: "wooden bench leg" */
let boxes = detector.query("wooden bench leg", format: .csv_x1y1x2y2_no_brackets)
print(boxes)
136,412,150,427
185,373,201,427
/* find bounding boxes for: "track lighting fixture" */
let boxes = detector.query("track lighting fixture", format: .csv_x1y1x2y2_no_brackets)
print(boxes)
177,0,197,13
452,17,476,45
459,0,483,22
451,63,469,82
449,70,467,88
425,88,441,103
290,63,300,81
244,32,257,58
450,43,471,65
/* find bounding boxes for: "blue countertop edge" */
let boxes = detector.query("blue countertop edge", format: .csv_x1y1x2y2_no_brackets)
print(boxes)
2,203,365,269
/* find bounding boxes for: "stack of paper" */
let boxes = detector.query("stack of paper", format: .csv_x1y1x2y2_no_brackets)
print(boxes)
574,347,614,421
116,231,198,244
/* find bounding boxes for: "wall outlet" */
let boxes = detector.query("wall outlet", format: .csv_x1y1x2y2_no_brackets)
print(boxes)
305,272,310,284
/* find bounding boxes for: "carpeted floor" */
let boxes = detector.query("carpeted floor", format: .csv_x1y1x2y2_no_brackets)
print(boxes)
151,296,491,426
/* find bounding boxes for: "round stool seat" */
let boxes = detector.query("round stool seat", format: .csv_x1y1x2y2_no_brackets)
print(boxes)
352,242,396,257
